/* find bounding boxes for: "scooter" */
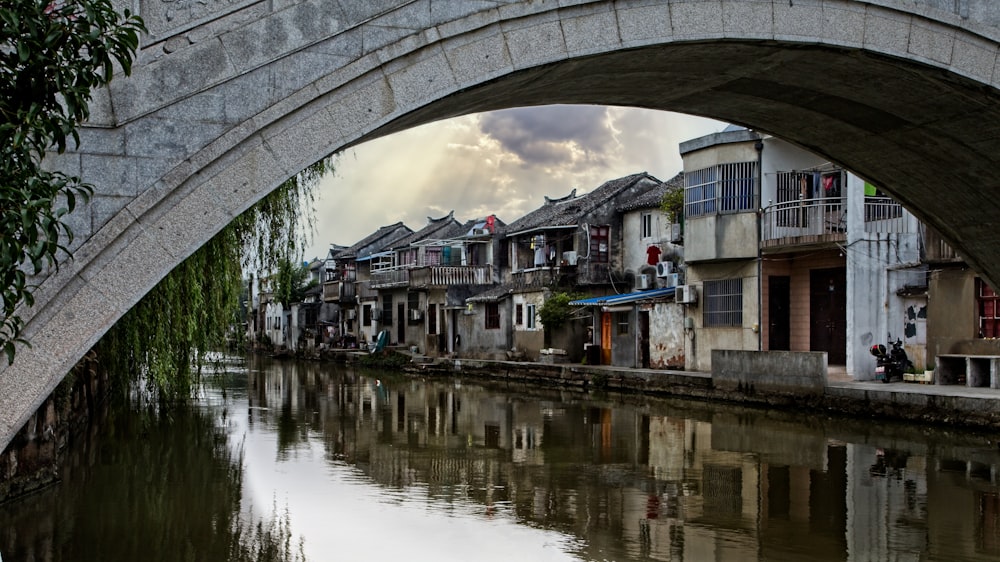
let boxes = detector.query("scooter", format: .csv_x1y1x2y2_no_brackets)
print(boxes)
870,336,913,383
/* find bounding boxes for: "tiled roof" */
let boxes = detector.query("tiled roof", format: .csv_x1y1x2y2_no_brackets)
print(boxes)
390,211,461,249
505,172,661,235
334,221,413,259
618,172,683,212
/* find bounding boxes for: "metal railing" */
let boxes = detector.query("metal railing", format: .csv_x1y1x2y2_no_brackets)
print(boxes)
428,265,489,286
762,197,846,242
371,268,410,288
863,197,911,234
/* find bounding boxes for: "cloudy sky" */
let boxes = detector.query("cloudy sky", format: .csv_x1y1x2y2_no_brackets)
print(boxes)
303,105,727,259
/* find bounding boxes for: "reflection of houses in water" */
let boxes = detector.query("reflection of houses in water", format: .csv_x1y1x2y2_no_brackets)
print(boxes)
246,364,1000,560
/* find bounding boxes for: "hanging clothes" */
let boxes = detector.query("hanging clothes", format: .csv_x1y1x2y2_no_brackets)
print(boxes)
646,245,662,265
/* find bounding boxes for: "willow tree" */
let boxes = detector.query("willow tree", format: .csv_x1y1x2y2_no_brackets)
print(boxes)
96,159,331,401
0,0,144,363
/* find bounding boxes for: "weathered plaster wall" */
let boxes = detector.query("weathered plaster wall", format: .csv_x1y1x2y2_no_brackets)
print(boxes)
649,302,685,369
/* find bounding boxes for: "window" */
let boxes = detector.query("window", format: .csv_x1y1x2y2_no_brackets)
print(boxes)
685,162,757,218
684,166,717,218
381,295,393,324
408,292,421,325
641,212,653,239
425,247,442,266
616,311,630,335
526,304,536,329
590,226,610,263
485,303,500,329
516,304,524,325
428,303,437,334
718,162,756,213
371,253,393,272
703,278,744,327
363,304,371,326
978,278,1000,338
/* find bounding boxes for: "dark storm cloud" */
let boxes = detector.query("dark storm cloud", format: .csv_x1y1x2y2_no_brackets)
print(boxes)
479,105,613,166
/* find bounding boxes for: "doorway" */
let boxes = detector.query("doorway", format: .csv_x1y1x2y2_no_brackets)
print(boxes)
769,275,791,351
397,302,405,345
810,268,847,364
639,311,650,368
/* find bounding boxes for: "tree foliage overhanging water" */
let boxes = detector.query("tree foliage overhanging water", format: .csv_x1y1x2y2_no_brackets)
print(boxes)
95,157,333,403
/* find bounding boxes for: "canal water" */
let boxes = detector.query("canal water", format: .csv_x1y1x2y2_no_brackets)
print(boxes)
2,357,1000,561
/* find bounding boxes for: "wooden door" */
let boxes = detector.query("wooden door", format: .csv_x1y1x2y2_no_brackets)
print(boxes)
601,312,612,365
810,268,847,364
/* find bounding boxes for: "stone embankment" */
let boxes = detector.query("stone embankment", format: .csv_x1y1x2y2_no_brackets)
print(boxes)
395,355,1000,431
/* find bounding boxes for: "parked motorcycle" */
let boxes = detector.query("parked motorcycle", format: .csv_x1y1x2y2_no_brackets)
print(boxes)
869,336,913,383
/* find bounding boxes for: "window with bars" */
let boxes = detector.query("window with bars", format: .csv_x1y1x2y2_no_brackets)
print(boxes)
616,311,630,335
590,226,610,263
978,278,1000,338
516,303,523,325
485,303,500,329
428,303,437,334
685,162,757,218
641,212,653,239
703,278,744,327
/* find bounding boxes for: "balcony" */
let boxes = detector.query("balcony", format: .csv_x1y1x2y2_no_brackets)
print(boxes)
371,268,410,289
371,265,493,289
762,197,846,250
323,280,356,304
863,197,912,234
421,265,490,287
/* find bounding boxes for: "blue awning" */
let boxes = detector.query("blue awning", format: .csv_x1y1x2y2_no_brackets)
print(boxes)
569,287,675,306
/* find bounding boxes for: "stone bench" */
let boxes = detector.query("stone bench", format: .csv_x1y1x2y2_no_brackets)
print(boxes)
935,354,1000,388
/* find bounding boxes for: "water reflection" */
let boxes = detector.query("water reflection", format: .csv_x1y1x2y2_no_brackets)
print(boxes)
0,387,304,562
3,357,1000,561
239,358,1000,562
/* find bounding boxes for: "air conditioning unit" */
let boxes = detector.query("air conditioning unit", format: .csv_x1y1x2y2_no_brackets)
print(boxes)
670,223,683,244
410,309,423,321
676,284,698,305
656,261,674,277
562,251,578,266
346,309,357,320
639,274,651,290
660,273,679,288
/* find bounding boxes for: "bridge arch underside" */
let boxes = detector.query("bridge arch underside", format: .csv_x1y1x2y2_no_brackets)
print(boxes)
3,6,1000,451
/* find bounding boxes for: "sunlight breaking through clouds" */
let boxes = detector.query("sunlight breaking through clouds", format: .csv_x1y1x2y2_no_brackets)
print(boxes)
306,106,725,259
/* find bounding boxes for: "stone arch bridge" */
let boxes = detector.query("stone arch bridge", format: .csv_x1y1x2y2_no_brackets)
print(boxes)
3,0,1000,450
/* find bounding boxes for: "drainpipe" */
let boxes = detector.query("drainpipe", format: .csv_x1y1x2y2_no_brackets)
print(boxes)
755,139,764,352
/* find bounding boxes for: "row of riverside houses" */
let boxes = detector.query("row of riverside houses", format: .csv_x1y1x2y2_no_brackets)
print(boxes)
250,125,1000,384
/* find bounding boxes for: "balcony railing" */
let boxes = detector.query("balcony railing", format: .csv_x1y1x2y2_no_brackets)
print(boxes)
427,265,489,286
863,197,912,234
371,268,410,289
323,280,357,303
371,265,493,289
762,197,846,248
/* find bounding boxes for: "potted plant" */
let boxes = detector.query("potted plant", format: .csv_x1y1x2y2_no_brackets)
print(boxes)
921,361,935,384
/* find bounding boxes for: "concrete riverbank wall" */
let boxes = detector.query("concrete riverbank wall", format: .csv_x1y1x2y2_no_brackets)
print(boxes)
402,355,1000,431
